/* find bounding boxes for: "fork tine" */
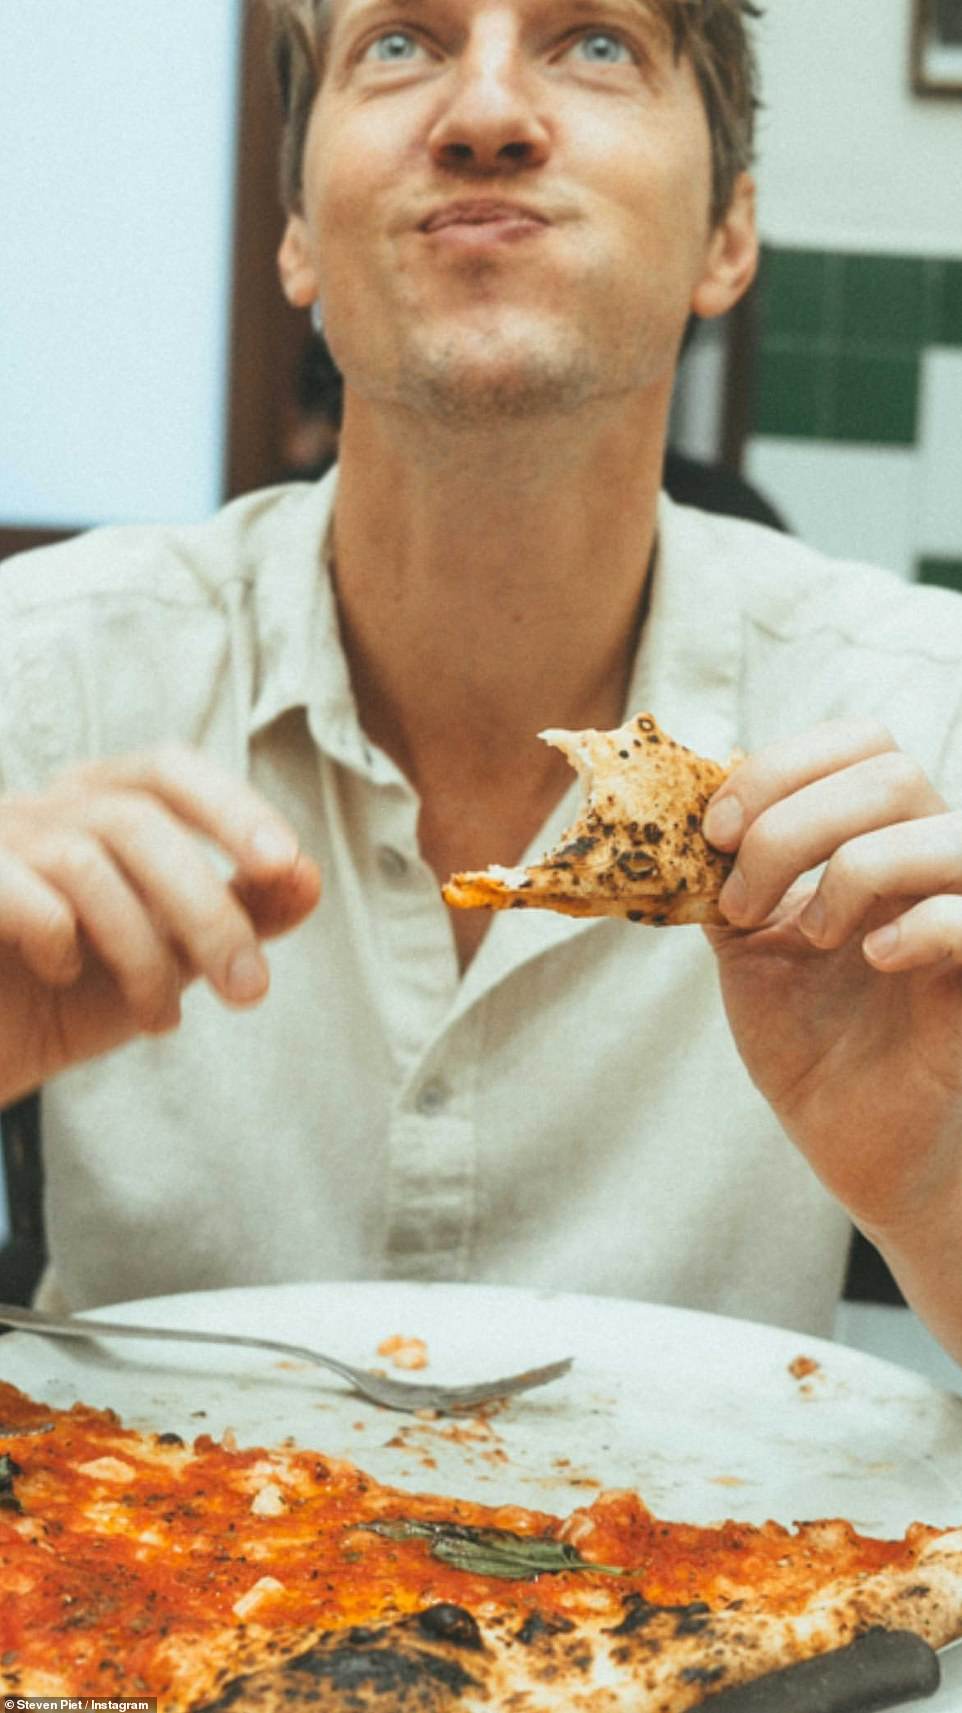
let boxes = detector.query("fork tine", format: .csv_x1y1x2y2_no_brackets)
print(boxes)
359,1356,574,1413
442,1356,574,1405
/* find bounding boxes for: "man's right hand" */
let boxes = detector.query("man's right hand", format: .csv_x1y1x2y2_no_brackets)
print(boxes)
0,744,322,1105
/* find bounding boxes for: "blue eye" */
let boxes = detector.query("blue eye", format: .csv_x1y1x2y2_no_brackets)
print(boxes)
366,29,423,62
574,31,632,64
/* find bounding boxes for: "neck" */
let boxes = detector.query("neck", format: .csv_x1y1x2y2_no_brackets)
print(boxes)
331,386,670,796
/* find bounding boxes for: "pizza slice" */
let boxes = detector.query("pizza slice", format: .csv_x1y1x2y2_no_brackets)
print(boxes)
443,713,735,927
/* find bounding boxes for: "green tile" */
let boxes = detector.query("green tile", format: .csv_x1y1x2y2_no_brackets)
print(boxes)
753,345,826,437
922,259,945,345
839,254,929,352
937,259,962,345
919,557,962,593
831,352,920,444
759,247,832,341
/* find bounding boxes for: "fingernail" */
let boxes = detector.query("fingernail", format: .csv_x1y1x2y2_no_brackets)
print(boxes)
864,922,900,963
250,826,298,867
799,896,827,943
720,869,748,922
703,795,744,849
226,945,269,1002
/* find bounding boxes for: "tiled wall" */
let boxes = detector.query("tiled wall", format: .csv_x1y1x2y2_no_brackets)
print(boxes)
745,247,962,584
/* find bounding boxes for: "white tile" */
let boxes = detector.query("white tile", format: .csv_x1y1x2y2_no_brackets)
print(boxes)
745,439,920,577
916,348,962,560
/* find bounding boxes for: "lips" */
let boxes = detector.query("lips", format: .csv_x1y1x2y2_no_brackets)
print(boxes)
420,200,549,234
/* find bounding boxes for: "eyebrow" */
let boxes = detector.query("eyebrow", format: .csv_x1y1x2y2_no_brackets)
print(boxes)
337,0,665,27
336,0,434,23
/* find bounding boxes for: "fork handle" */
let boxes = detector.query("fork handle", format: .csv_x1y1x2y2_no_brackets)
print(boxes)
0,1302,359,1388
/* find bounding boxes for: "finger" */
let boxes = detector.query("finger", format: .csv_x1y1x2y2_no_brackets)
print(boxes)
705,882,815,943
82,795,272,1006
704,719,907,853
799,812,962,950
64,744,303,882
0,848,82,985
864,894,962,973
34,833,186,1032
232,850,322,940
716,750,944,928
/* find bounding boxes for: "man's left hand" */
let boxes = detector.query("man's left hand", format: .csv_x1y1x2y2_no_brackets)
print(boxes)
702,718,962,1350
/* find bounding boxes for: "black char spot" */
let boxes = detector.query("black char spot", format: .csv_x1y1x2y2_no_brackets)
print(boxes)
416,1606,483,1652
675,1612,710,1636
291,1639,479,1698
609,1598,710,1639
617,853,657,882
516,1612,576,1645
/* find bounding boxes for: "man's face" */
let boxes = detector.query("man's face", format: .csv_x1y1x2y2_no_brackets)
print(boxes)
281,0,755,426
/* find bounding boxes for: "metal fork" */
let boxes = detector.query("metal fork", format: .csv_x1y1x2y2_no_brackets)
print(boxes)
0,1302,572,1414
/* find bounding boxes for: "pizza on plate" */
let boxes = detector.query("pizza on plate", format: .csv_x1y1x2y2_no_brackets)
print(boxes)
0,1379,958,1710
443,713,735,927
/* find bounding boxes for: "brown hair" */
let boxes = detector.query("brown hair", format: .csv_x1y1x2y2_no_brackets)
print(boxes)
264,0,762,226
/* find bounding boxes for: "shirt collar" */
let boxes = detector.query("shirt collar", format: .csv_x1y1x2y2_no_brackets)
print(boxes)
244,470,747,1007
248,468,383,777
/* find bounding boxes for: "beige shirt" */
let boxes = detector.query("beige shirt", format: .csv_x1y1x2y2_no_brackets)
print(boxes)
4,472,962,1328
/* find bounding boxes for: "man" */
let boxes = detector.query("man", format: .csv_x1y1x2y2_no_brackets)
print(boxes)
2,0,962,1361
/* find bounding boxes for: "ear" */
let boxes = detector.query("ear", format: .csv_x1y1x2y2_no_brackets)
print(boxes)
691,173,758,321
277,214,320,310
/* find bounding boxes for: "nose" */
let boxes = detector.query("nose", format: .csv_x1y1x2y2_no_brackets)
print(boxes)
427,22,551,175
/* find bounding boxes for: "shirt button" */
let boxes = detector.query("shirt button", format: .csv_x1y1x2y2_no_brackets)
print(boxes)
377,845,409,882
416,1080,451,1117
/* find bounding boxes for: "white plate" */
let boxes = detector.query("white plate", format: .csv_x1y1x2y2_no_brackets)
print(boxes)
4,1281,962,1708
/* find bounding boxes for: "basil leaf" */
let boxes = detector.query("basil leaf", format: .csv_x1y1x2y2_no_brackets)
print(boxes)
362,1519,626,1581
0,1453,23,1513
0,1453,21,1490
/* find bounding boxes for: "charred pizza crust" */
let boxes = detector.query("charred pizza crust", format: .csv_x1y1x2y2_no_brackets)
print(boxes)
443,714,734,926
197,1551,961,1710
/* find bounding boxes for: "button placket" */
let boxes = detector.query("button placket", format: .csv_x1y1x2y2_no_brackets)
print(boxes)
383,1015,484,1279
362,781,460,1068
